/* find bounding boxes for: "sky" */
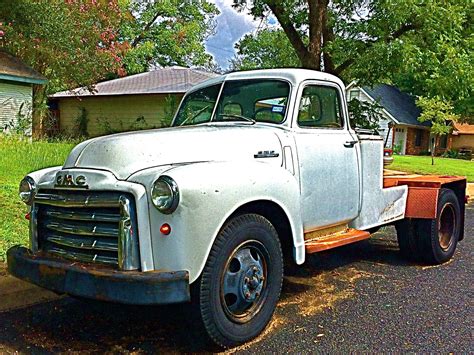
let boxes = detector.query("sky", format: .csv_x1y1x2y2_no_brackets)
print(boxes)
205,0,276,70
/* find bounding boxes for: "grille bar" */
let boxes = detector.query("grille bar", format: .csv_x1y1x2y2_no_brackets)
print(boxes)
47,247,118,265
45,209,121,223
35,192,121,208
45,220,118,238
46,234,118,252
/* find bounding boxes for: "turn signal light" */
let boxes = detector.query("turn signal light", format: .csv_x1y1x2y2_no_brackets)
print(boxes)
160,223,171,235
25,213,30,220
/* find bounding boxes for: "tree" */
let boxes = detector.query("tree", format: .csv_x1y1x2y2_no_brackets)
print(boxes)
121,0,219,75
0,0,127,134
233,0,423,77
232,29,300,70
417,96,460,165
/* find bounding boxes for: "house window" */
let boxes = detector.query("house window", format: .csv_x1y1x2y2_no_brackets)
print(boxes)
440,134,448,149
415,129,423,147
349,89,359,101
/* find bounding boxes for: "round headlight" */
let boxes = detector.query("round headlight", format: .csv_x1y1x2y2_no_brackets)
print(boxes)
19,176,36,205
151,176,179,214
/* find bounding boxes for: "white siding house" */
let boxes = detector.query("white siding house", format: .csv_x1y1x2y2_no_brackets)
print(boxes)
0,51,47,134
346,83,431,155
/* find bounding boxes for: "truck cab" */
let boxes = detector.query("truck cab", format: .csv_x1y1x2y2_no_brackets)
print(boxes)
8,69,466,348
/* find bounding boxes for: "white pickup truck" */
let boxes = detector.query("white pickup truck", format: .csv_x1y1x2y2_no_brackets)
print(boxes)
8,69,467,348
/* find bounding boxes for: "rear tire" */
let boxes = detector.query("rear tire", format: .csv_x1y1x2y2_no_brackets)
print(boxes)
416,188,461,264
396,188,461,264
198,214,283,348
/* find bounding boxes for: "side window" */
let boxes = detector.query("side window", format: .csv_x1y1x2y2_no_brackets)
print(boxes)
297,85,343,128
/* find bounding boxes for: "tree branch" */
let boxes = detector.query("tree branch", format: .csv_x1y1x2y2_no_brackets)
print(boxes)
131,11,163,48
266,1,308,62
334,23,418,75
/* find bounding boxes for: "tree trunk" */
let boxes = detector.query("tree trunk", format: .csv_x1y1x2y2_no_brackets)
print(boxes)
431,137,436,165
32,85,48,138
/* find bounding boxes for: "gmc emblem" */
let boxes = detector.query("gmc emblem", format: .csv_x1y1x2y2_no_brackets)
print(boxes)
55,173,88,189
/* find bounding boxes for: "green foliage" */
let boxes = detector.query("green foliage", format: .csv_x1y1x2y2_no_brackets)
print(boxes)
347,98,383,133
163,94,179,126
6,102,32,135
74,107,89,138
232,29,300,70
417,96,459,136
442,149,459,159
392,142,402,155
0,135,75,261
0,0,126,94
121,0,219,74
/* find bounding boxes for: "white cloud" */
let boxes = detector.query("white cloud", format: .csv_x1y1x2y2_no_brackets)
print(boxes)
206,0,259,69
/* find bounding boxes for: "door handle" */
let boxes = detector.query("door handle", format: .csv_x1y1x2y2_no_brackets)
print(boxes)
344,140,358,148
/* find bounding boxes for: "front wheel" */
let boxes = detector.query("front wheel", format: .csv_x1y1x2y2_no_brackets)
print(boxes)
198,214,283,348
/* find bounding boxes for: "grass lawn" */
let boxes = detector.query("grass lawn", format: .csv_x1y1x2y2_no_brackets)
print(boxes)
0,136,75,262
390,155,474,182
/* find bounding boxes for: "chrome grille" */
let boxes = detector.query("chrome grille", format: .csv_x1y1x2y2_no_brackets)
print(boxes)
34,190,139,269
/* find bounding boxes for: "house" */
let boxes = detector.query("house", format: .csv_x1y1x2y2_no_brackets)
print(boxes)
49,66,219,137
0,51,47,134
346,83,438,155
451,122,474,152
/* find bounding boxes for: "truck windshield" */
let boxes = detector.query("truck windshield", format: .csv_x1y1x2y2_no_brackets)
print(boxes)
173,79,290,126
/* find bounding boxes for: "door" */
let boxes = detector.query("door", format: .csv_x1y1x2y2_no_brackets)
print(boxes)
293,82,361,230
393,127,407,155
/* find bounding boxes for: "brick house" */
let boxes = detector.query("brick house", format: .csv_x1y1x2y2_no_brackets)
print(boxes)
49,66,218,137
345,83,444,155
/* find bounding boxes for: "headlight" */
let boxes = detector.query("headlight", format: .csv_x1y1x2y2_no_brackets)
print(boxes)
19,176,36,205
151,176,179,214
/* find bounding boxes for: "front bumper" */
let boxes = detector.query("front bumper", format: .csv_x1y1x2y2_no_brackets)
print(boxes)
7,246,190,305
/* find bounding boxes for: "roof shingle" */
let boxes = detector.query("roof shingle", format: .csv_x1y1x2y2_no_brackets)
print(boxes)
51,66,218,98
362,84,428,127
0,51,47,84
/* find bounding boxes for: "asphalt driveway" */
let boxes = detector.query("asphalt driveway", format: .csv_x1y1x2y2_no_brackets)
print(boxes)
0,203,472,353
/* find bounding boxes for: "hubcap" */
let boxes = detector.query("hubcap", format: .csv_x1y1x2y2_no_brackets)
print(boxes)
438,203,456,251
221,240,268,323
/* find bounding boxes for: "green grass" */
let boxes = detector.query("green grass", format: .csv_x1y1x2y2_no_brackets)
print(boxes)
390,155,474,182
0,136,75,262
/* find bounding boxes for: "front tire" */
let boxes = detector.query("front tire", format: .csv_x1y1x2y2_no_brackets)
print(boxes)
199,214,283,348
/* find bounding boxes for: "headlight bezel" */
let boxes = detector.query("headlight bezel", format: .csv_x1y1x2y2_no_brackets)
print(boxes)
151,176,179,214
19,176,36,205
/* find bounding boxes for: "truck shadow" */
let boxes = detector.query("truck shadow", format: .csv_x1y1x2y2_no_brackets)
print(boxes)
0,227,416,353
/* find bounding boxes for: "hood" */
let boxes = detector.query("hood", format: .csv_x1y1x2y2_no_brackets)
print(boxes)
63,124,284,180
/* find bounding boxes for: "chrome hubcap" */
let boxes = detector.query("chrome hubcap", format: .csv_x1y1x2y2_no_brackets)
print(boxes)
221,241,267,322
438,203,456,251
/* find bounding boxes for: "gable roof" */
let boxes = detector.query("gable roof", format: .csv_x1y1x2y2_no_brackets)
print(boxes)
453,122,474,135
361,84,428,127
0,51,47,84
51,66,219,98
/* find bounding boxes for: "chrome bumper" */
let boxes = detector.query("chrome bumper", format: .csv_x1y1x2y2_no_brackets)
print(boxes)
7,246,190,305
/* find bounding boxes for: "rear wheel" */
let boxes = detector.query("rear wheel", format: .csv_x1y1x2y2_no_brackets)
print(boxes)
396,188,461,264
416,188,461,264
198,214,283,348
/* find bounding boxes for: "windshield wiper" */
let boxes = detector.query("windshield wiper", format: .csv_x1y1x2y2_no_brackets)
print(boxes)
217,113,256,124
179,105,211,126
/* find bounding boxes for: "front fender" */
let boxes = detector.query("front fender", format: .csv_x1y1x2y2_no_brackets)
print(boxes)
132,161,304,283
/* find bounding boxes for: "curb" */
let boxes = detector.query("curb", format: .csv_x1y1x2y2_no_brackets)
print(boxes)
0,263,60,312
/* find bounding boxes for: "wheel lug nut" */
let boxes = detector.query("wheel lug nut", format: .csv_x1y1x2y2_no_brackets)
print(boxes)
245,292,251,299
252,266,258,273
255,292,260,298
260,276,265,282
244,277,249,284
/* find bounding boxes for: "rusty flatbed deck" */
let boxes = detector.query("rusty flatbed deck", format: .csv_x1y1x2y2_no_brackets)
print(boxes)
383,172,466,189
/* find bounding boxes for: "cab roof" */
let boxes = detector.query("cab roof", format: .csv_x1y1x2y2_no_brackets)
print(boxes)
189,68,346,93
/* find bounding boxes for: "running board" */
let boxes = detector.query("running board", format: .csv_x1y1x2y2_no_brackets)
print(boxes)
305,229,371,254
